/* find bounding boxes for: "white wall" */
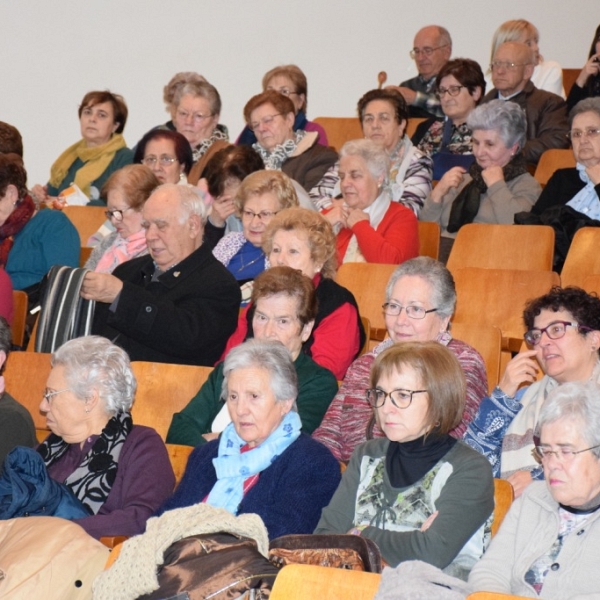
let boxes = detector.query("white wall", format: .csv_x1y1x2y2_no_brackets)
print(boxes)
0,1,592,184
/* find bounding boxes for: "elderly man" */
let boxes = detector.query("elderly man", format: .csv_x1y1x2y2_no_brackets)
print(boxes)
388,25,452,119
82,184,241,366
482,41,569,166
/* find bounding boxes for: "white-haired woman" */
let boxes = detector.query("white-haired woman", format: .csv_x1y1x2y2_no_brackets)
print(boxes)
157,339,340,539
37,336,174,539
420,99,541,261
470,381,600,597
324,139,419,264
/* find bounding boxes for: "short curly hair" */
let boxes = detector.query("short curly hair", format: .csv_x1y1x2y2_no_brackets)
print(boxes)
262,65,308,112
163,72,207,112
0,122,23,157
436,58,486,101
0,153,28,200
243,90,296,125
262,207,337,280
234,170,298,216
357,88,409,127
523,286,600,333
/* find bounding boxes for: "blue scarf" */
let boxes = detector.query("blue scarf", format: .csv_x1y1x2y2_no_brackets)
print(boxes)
566,163,600,219
206,411,301,514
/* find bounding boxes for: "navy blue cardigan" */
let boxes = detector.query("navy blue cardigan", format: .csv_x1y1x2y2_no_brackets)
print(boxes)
157,433,341,539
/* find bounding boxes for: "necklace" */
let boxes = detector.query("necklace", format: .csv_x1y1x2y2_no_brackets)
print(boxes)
236,250,265,274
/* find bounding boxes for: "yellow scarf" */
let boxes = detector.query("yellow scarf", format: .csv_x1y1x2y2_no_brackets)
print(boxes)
49,134,126,196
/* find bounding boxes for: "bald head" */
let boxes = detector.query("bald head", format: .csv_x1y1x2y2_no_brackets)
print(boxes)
412,25,452,80
491,42,535,97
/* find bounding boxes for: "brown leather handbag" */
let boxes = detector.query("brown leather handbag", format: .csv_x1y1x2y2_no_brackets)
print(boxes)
268,534,383,573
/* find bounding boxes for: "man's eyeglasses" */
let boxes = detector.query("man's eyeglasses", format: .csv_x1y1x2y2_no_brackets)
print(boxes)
409,45,448,59
490,61,529,71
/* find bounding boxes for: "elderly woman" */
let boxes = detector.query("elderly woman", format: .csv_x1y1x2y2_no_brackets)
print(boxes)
158,339,341,539
199,145,264,250
313,257,487,462
37,336,174,539
412,59,486,180
237,64,329,147
316,342,494,576
32,91,133,205
133,129,193,185
568,25,600,110
84,165,160,273
489,19,564,97
243,90,337,191
464,286,600,499
469,382,600,597
212,170,298,289
420,99,541,262
324,139,419,265
167,267,337,447
517,98,600,270
310,89,432,216
223,207,365,380
0,154,79,292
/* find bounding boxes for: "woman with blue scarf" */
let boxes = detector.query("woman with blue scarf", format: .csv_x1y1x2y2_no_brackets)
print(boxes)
156,339,340,539
516,98,600,270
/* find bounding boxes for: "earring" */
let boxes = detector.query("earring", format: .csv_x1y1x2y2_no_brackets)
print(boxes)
179,172,187,183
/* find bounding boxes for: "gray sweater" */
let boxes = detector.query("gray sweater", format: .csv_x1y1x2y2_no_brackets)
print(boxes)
315,437,494,578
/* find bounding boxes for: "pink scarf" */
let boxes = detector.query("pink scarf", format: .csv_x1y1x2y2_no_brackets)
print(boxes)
95,229,148,274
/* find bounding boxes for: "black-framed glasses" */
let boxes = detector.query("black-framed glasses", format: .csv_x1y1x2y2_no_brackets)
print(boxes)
535,443,600,462
366,388,428,409
409,44,448,59
382,302,438,320
141,155,179,167
524,320,591,346
105,207,134,222
436,85,465,98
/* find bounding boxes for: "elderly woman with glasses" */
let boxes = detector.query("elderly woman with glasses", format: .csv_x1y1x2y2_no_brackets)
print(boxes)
420,99,541,262
36,336,174,539
133,130,193,185
464,286,600,499
470,381,600,598
236,65,329,147
85,165,160,273
243,90,337,191
316,342,494,576
313,257,487,462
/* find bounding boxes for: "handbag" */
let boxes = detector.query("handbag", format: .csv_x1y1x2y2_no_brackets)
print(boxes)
269,534,383,573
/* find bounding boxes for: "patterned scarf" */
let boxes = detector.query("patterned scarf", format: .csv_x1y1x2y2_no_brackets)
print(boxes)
191,127,229,163
0,193,35,266
446,152,528,233
253,130,306,170
206,411,301,514
95,229,148,274
37,412,133,515
49,134,127,196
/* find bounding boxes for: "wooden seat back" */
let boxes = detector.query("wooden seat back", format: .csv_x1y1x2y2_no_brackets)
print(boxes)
418,221,440,259
313,117,362,152
534,148,576,187
11,290,28,348
446,223,555,272
561,227,600,288
62,205,107,247
492,478,514,537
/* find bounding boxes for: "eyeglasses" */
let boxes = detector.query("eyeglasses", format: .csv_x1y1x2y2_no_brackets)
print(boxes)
241,209,279,221
42,388,71,403
490,61,529,71
535,443,600,462
436,85,465,98
366,388,428,409
524,320,591,346
266,86,300,98
567,128,600,140
382,302,438,320
141,155,179,167
105,207,134,222
175,110,213,124
249,114,283,132
409,44,448,59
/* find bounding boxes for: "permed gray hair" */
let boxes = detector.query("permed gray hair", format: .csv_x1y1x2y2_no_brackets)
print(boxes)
467,99,527,152
51,336,137,415
173,80,221,117
569,97,600,126
536,381,600,460
385,257,457,319
221,339,298,410
339,139,390,184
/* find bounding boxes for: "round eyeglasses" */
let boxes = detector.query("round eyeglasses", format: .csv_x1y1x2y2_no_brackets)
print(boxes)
382,303,438,320
366,388,428,409
524,320,591,346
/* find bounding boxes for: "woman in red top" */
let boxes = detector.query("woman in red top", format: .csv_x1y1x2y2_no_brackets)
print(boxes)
324,139,419,265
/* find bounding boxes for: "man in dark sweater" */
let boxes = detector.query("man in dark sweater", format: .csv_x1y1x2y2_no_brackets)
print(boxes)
83,183,241,365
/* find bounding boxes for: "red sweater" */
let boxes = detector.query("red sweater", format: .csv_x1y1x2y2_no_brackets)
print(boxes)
336,202,419,264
